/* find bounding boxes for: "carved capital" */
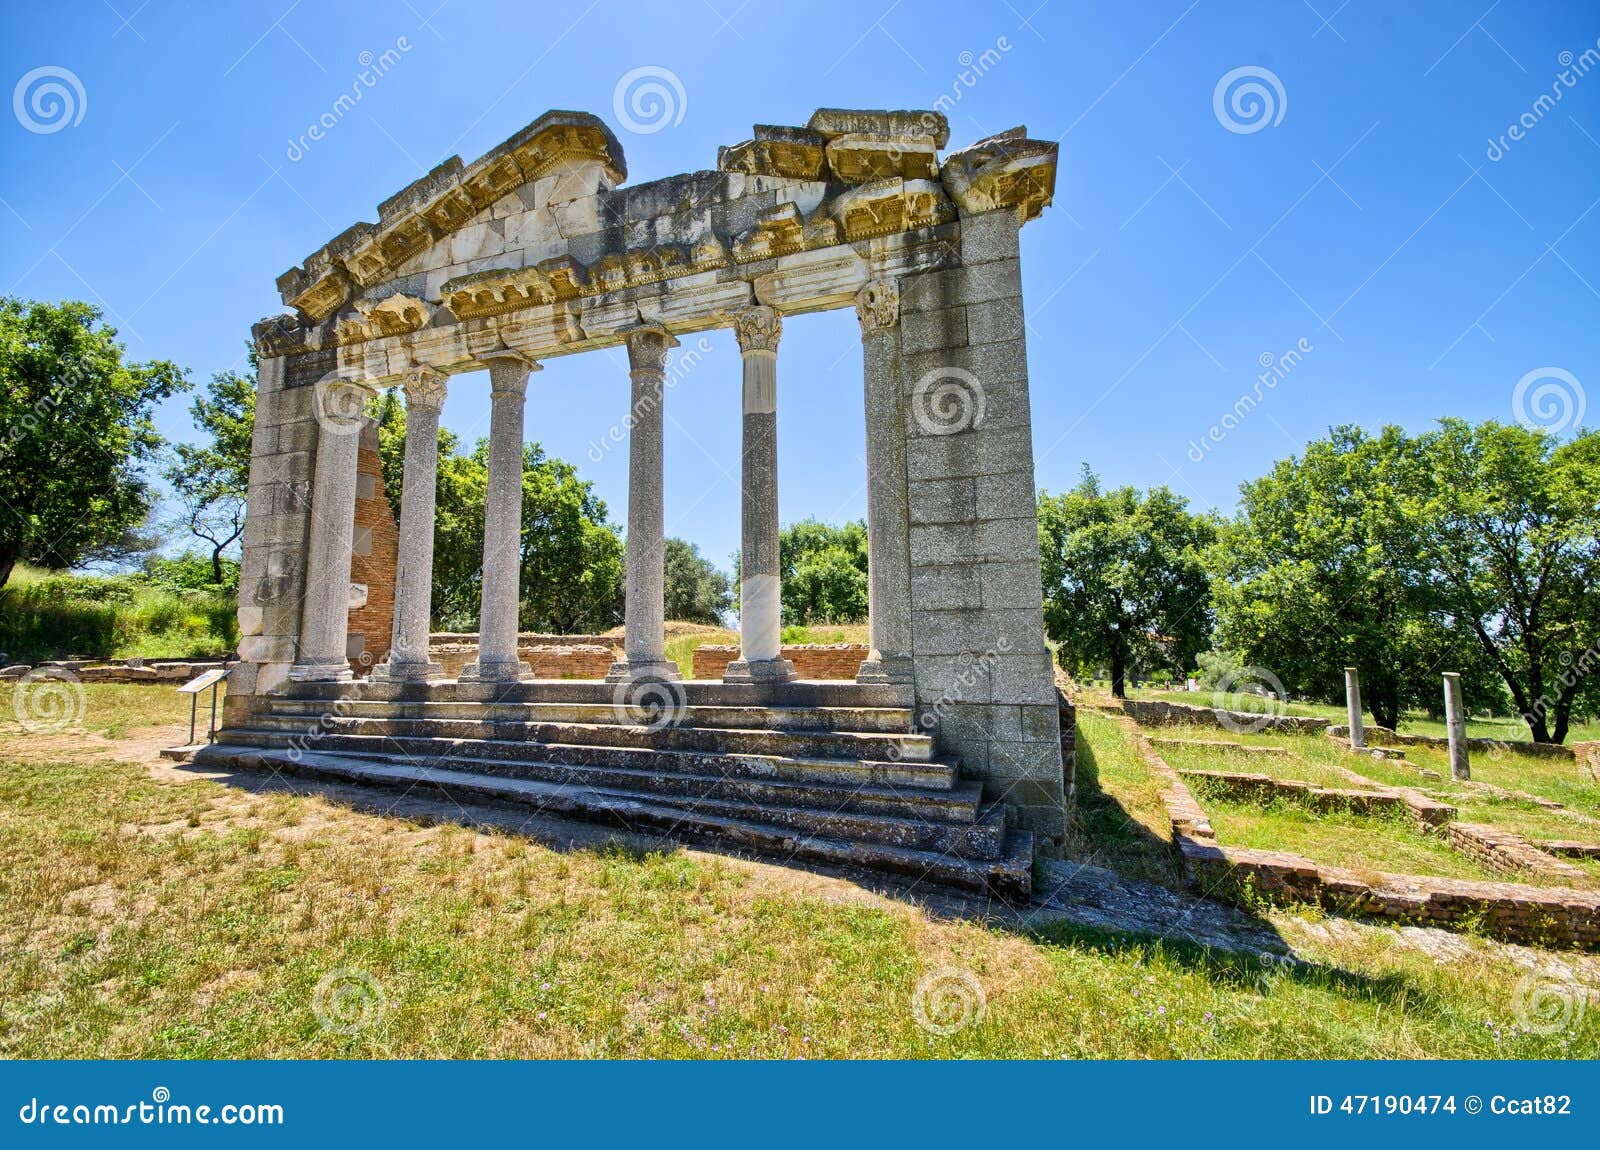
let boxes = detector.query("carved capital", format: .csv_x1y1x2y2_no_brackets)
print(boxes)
854,279,900,335
477,351,540,400
622,324,679,375
402,366,449,411
732,305,782,355
314,375,377,433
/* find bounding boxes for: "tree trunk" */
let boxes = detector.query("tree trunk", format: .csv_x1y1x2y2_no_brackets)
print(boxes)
1370,681,1400,732
1110,645,1127,699
0,548,15,592
211,544,226,585
1551,700,1571,746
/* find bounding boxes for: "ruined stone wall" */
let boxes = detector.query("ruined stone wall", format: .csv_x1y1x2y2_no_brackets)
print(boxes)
692,644,868,681
346,420,398,671
896,209,1065,851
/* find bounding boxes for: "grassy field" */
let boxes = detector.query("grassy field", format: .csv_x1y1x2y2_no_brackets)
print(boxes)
658,622,873,680
0,685,1596,1058
1120,686,1600,745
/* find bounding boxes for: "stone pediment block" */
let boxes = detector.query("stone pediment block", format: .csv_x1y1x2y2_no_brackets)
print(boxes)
824,133,941,184
732,202,806,262
807,107,949,149
940,127,1059,222
832,178,955,241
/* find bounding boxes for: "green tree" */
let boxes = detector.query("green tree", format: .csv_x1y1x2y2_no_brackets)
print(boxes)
663,537,732,625
1414,420,1600,742
0,298,187,588
164,363,255,585
1039,468,1215,697
774,518,868,625
1213,426,1497,730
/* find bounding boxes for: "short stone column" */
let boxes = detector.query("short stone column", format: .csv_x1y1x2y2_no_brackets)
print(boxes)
724,306,796,684
461,353,538,683
373,367,449,682
290,377,376,682
607,325,681,683
853,279,915,685
1344,666,1365,750
1443,671,1470,779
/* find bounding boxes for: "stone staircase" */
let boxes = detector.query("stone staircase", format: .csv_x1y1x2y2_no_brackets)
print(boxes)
193,679,1034,899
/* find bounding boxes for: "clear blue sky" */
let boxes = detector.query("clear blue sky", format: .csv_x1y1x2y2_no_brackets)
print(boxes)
3,1,1596,572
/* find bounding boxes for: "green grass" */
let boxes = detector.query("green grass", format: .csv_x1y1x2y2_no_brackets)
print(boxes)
1122,687,1600,744
1063,711,1185,888
0,566,236,665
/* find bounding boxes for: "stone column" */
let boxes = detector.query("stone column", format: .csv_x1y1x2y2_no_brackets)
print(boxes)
724,306,796,684
461,353,538,683
1344,666,1365,750
289,377,376,682
1443,671,1470,779
854,279,915,685
373,367,449,682
607,325,681,683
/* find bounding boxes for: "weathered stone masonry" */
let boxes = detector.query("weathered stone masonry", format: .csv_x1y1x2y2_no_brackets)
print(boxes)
226,107,1068,849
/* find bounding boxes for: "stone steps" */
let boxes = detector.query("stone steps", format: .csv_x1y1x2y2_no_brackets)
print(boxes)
191,745,1033,899
263,697,917,734
277,679,914,710
218,728,979,822
245,710,933,763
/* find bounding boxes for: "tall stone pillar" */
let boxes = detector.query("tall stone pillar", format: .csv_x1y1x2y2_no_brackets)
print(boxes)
1344,666,1365,750
1443,671,1470,780
724,306,796,684
373,367,449,682
289,377,376,682
854,279,916,685
461,353,537,683
608,325,681,683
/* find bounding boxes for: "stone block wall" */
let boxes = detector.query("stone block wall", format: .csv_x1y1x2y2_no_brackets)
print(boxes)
691,644,868,681
346,421,398,671
896,209,1065,851
428,637,618,680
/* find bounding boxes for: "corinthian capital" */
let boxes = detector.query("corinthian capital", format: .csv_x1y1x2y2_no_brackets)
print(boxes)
854,279,900,335
732,305,782,354
402,366,449,411
622,323,680,375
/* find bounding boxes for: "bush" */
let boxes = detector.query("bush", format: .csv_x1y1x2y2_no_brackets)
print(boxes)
0,567,236,664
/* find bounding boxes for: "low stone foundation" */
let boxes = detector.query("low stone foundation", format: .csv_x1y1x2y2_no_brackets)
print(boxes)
1179,769,1413,818
0,659,232,683
1328,722,1576,759
1443,821,1590,880
691,644,868,681
1120,698,1329,733
428,638,617,680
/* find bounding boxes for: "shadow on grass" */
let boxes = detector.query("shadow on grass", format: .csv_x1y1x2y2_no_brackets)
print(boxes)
1062,725,1186,890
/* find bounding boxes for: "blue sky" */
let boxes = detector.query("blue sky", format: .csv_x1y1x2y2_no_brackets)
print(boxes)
3,1,1597,572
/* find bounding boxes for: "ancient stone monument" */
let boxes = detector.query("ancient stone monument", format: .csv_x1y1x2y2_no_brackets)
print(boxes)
204,107,1064,897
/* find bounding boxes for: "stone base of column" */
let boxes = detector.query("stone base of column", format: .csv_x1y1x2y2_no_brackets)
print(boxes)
722,657,797,684
605,659,682,684
370,659,446,683
459,660,530,683
287,660,354,683
856,653,915,686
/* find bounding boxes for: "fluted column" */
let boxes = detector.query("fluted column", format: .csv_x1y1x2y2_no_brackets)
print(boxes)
724,306,795,684
607,324,681,683
854,279,915,685
461,352,538,683
373,367,449,682
290,377,376,682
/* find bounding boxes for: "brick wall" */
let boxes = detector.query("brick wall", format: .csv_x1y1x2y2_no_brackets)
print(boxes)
691,644,869,681
346,421,398,672
428,639,618,680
